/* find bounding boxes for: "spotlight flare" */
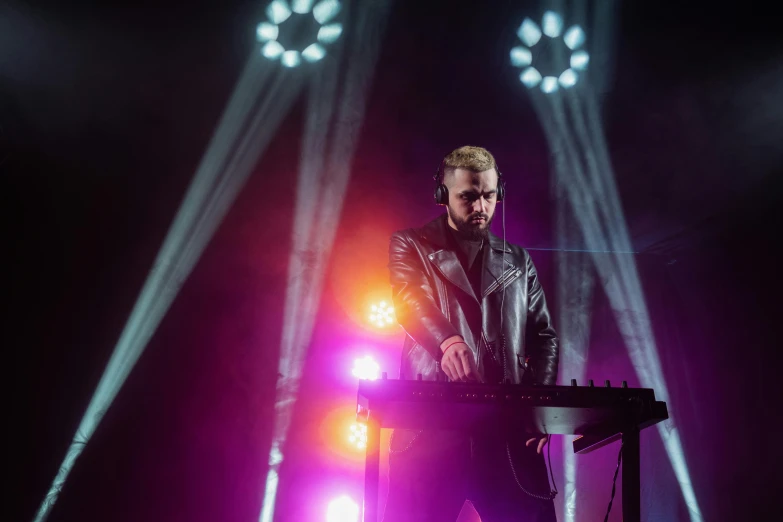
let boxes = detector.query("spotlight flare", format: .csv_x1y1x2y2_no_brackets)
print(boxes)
352,356,380,381
326,495,359,522
368,300,395,328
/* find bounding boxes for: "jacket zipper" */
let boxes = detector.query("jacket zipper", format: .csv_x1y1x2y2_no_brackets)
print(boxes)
483,267,523,297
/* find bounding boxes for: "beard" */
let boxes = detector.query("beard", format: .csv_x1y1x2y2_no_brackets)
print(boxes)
447,205,494,241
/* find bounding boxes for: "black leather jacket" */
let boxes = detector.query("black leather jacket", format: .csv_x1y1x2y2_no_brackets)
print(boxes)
388,214,559,385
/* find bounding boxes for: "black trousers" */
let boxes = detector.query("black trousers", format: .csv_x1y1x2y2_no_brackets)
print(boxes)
383,429,557,522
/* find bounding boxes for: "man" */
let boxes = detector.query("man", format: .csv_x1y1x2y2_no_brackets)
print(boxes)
383,146,559,522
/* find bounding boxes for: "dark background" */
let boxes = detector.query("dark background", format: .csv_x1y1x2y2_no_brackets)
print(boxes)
3,0,782,521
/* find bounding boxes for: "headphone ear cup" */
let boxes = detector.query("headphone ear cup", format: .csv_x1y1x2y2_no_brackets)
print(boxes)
497,178,505,201
434,184,449,205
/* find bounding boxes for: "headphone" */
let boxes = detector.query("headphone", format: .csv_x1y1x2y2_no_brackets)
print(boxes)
433,160,505,205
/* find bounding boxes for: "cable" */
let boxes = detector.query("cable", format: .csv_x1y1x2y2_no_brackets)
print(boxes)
496,171,558,501
547,431,558,497
388,429,422,454
499,192,507,331
498,195,510,382
603,440,623,522
506,434,558,501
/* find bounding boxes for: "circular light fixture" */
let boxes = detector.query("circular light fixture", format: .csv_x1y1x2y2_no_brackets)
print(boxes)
510,10,589,93
256,0,343,67
348,422,368,450
369,300,395,329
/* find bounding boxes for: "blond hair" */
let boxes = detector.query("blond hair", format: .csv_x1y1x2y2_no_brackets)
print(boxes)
442,145,498,177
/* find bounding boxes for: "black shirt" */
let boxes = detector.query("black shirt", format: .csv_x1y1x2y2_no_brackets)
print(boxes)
447,225,509,383
447,225,486,300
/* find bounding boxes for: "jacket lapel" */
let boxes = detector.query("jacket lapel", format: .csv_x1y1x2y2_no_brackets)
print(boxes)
428,249,477,302
420,215,479,303
481,233,515,299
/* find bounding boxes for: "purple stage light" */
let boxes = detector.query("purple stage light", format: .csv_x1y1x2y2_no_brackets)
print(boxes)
326,495,359,522
352,355,380,380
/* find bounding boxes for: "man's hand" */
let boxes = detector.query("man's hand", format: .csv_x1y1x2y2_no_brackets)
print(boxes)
439,336,481,382
526,435,549,454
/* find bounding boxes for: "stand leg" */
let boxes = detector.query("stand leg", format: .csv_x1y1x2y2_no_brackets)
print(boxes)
622,427,641,522
363,418,381,522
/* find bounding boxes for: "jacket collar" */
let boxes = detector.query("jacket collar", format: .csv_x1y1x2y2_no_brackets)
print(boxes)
420,214,514,302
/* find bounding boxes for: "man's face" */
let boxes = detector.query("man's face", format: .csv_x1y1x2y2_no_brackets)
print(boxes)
445,167,499,239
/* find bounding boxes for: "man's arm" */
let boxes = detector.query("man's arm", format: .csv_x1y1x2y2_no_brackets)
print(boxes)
524,252,559,385
388,232,461,361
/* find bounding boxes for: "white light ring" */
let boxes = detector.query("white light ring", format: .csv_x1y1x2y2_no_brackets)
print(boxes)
259,0,343,66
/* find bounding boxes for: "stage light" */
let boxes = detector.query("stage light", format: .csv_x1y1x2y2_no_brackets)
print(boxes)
302,43,326,62
326,495,359,522
368,300,395,328
292,0,315,14
563,26,585,50
348,422,367,450
517,18,541,47
317,23,343,44
542,10,563,38
262,40,285,59
558,69,578,88
541,76,559,93
520,67,542,88
313,0,341,24
510,46,532,67
281,50,302,68
510,11,589,93
257,0,344,67
318,406,373,466
267,0,292,25
256,22,279,42
570,50,589,71
352,356,380,381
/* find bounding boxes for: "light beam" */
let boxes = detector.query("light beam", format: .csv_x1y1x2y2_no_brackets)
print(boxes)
258,2,392,520
33,36,307,522
516,4,703,520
